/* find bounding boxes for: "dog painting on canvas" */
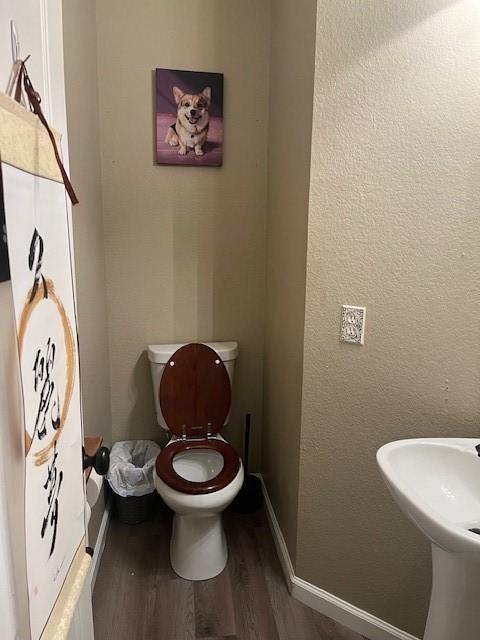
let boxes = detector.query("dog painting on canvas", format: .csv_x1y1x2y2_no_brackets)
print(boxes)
156,69,223,167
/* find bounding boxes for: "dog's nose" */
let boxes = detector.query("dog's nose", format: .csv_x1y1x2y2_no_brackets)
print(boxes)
190,109,197,116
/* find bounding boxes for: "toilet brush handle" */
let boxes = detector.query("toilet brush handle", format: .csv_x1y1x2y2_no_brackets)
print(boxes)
244,413,251,476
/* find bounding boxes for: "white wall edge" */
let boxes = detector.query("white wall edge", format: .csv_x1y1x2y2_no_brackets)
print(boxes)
256,474,420,640
89,502,111,589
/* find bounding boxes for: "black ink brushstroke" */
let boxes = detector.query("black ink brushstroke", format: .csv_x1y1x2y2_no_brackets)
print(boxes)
0,167,10,283
41,444,63,557
28,229,48,302
32,338,61,441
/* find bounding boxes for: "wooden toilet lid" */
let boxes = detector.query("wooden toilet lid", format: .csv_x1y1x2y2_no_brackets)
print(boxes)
159,343,231,437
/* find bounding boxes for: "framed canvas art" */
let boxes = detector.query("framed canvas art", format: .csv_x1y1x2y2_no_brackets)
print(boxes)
156,68,223,167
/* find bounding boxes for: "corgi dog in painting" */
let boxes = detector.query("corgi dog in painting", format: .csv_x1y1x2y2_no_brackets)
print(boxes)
165,86,211,156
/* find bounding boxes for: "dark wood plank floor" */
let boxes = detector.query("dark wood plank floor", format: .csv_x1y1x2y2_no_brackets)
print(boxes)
93,504,368,640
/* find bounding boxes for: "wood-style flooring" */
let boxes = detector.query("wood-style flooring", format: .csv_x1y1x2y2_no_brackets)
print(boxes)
93,503,368,640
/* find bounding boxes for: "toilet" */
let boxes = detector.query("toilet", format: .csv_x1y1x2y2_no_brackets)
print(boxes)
148,341,244,581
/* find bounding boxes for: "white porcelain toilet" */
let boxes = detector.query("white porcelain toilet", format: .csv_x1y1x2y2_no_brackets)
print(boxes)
148,341,244,581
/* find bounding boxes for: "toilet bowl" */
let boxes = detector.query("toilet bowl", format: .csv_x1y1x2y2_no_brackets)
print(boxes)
148,341,243,581
154,438,243,580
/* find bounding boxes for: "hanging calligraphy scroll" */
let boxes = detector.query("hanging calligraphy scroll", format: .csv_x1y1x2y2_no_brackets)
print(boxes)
0,92,85,640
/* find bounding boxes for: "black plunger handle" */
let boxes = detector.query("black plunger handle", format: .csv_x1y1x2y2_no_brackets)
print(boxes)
244,413,251,476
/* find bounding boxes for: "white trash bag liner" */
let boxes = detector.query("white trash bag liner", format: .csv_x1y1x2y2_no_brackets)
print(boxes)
107,440,160,497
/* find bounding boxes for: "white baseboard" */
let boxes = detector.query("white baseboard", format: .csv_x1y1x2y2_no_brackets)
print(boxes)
257,474,420,640
259,473,295,590
89,502,111,589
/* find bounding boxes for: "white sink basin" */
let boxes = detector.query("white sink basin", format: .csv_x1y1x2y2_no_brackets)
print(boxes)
377,438,480,640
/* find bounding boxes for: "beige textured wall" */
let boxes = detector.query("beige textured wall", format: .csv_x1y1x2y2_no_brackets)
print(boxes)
95,0,270,466
297,2,480,636
262,0,317,559
63,0,112,545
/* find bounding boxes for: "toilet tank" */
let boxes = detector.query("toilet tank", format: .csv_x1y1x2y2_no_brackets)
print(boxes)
147,341,238,430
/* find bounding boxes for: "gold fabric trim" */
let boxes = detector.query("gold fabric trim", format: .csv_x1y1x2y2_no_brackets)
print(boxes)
0,92,63,182
40,538,92,640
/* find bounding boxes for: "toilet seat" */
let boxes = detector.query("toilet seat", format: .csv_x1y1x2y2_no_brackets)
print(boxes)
155,438,241,495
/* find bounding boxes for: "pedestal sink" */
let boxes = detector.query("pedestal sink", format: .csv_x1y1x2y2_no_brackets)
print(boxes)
377,438,480,640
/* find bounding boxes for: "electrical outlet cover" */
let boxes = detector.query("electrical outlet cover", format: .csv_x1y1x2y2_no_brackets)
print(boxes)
341,305,366,345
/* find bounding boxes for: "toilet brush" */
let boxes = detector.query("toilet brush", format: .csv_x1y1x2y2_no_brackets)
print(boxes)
231,413,263,513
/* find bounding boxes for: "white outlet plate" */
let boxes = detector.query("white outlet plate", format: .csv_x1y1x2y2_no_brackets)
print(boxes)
341,305,366,345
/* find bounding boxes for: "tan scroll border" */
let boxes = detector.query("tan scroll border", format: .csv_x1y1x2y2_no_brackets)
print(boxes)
0,92,63,182
18,279,76,466
40,538,91,640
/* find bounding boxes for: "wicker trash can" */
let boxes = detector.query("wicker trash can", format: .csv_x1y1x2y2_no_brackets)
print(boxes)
107,440,160,524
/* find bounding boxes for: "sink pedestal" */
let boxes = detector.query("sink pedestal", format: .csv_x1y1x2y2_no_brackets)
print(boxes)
424,544,480,640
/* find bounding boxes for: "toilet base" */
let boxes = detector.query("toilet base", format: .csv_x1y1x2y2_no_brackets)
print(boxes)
170,512,228,581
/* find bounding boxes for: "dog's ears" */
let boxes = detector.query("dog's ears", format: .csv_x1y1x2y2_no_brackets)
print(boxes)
201,87,211,104
172,86,184,105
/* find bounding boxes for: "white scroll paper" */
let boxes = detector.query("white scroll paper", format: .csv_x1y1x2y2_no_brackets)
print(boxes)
1,163,85,640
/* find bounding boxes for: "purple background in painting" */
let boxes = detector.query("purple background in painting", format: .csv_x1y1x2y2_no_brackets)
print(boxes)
156,68,223,118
